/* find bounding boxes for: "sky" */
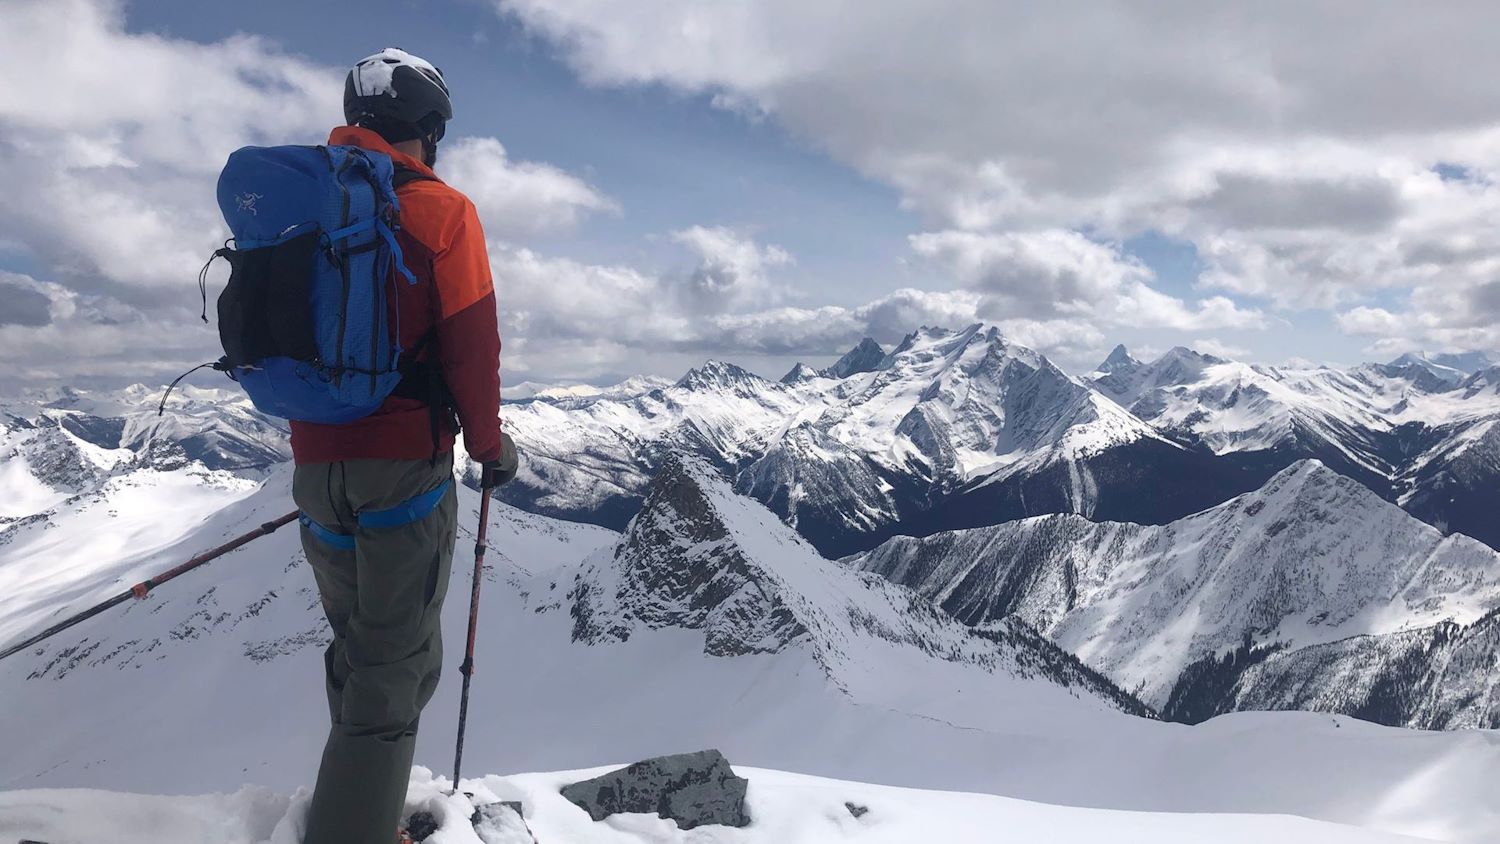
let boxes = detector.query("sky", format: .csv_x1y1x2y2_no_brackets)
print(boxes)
2,0,1500,389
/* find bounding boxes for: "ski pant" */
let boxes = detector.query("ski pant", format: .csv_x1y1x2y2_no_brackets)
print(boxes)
292,454,457,844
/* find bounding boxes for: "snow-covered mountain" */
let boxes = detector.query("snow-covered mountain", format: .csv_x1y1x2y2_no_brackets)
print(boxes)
1086,346,1406,485
0,445,1148,794
1382,351,1500,387
9,330,1498,564
503,375,674,403
1086,344,1500,552
854,460,1500,715
6,450,1500,842
505,325,1263,556
780,336,887,383
1180,608,1500,730
572,453,1148,713
0,384,287,518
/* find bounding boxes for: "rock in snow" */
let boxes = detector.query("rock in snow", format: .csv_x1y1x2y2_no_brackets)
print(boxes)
559,749,751,830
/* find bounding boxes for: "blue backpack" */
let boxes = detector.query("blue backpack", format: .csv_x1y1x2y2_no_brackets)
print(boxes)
197,145,427,423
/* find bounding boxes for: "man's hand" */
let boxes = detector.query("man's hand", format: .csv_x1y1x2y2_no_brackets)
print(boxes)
479,430,518,489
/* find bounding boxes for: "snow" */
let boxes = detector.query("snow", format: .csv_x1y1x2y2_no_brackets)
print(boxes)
0,453,69,517
504,376,673,403
503,325,1167,526
5,463,1500,842
0,465,259,651
8,351,1500,841
1090,350,1408,470
857,459,1500,707
0,765,1436,844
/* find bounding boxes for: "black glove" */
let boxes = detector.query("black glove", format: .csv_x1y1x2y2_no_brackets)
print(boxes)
479,431,518,489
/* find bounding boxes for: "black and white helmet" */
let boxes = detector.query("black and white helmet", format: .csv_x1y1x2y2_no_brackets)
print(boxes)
344,48,452,141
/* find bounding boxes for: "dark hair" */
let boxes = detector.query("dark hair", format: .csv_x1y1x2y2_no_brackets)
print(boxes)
359,115,424,145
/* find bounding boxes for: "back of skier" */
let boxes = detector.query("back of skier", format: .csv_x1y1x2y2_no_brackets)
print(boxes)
291,48,515,844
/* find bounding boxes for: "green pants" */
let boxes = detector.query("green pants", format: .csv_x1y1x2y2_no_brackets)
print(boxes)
292,455,457,844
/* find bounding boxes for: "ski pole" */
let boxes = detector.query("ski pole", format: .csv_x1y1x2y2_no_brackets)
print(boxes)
451,487,493,794
0,511,299,663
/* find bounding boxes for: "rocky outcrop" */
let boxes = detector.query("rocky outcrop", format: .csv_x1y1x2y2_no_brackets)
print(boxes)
560,749,751,830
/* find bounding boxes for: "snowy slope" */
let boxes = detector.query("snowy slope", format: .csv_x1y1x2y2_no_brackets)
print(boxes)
1202,609,1500,729
855,460,1500,709
571,453,1148,713
4,458,1500,840
0,765,1437,844
1393,365,1500,550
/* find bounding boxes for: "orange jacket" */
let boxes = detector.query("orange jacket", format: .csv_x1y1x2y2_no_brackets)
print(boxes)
290,127,503,464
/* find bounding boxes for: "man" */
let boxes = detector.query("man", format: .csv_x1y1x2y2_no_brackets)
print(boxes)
290,48,515,844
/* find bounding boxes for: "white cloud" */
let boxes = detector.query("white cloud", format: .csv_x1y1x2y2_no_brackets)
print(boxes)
0,5,616,301
498,0,1500,352
909,229,1264,332
490,231,1143,378
0,0,630,385
1191,338,1249,360
1336,306,1406,337
0,271,217,386
669,225,793,310
440,136,617,237
0,0,340,296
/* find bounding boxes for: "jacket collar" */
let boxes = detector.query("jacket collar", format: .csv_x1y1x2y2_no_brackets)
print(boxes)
326,126,441,182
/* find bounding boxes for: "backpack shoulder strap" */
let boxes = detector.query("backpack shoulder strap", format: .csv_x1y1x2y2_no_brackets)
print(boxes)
392,165,438,190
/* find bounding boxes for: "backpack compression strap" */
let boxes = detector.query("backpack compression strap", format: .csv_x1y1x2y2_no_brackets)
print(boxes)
388,166,460,463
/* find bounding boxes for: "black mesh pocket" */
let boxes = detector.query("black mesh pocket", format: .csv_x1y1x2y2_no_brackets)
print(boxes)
217,231,320,367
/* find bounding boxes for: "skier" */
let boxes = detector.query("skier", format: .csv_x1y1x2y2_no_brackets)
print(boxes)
290,48,516,844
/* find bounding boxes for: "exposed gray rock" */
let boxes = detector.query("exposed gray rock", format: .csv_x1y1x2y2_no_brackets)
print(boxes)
560,749,751,830
403,810,440,841
845,801,870,819
821,337,887,379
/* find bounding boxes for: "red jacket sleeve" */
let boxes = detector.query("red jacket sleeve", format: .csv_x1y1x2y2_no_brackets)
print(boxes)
431,199,503,463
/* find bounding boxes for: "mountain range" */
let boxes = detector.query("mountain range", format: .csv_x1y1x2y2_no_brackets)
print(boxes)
5,424,1499,843
4,324,1500,736
1085,343,1500,550
853,459,1500,726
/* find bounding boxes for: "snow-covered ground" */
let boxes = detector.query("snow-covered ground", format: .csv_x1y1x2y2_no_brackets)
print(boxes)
0,765,1440,844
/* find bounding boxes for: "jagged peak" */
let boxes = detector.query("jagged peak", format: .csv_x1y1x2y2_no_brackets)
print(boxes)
1096,344,1141,373
575,451,814,655
1460,364,1500,397
1388,350,1498,374
780,363,819,384
822,337,888,379
1157,346,1228,366
674,359,770,391
889,323,976,356
885,323,1046,370
1222,458,1394,521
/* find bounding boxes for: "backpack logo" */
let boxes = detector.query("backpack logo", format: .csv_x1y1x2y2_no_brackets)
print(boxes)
234,192,264,215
